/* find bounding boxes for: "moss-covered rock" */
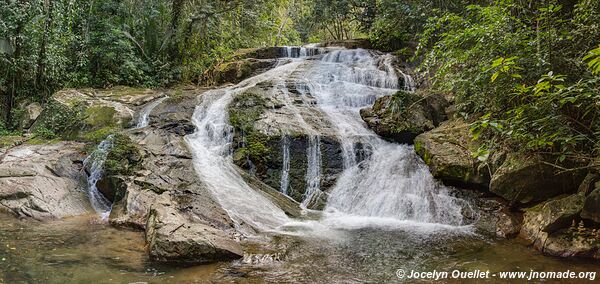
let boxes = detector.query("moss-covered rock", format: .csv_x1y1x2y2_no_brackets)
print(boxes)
414,119,489,189
360,91,449,144
104,133,143,177
208,59,277,86
490,154,585,205
227,90,344,207
95,134,143,203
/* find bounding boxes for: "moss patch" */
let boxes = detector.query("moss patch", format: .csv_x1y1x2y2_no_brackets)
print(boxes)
84,106,117,129
104,134,143,176
229,92,272,164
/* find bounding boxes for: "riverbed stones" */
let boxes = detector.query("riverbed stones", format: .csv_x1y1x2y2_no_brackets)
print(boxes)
0,142,90,219
414,119,489,189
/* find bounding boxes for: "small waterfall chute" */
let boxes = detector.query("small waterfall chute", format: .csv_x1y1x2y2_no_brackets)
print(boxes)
136,96,168,128
83,135,115,220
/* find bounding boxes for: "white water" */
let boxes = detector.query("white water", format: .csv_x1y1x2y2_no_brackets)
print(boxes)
186,48,473,236
83,135,115,220
185,62,305,234
280,135,291,194
136,96,168,128
301,135,322,208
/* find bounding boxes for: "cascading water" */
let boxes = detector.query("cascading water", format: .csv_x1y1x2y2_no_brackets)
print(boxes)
83,135,115,220
185,62,306,234
279,135,291,195
136,96,168,128
301,135,322,208
186,47,473,236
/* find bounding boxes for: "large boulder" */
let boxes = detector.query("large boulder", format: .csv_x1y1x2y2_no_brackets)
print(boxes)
581,186,600,223
145,206,243,264
414,120,489,189
490,154,585,205
520,194,599,259
360,91,449,144
19,102,42,129
0,142,90,219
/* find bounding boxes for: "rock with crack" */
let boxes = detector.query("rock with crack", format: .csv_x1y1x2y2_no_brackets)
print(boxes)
0,141,90,219
145,205,243,264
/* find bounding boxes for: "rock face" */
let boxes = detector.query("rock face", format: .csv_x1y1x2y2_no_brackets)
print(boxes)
209,58,277,85
360,91,449,144
105,89,249,263
227,85,345,208
520,194,599,259
0,142,90,219
414,119,489,189
490,154,585,205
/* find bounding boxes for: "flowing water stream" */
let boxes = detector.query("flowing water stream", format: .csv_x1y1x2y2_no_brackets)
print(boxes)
1,47,598,283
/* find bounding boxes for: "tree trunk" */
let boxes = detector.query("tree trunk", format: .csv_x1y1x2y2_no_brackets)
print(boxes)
168,0,184,62
35,0,54,95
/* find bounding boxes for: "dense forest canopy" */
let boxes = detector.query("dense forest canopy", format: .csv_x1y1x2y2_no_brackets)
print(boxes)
1,0,599,166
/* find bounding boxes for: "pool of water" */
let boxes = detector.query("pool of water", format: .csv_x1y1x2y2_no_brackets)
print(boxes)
0,214,597,283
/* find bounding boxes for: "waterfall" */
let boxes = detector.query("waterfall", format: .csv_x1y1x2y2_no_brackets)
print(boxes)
306,48,469,226
280,135,291,195
301,135,322,208
136,96,168,128
185,47,473,236
185,61,305,234
83,135,115,220
280,46,323,58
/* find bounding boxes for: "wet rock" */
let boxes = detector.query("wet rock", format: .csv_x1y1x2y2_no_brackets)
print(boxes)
146,206,243,264
414,119,489,189
0,142,90,219
521,195,599,259
360,91,449,144
20,102,42,129
490,154,585,205
107,90,241,266
228,88,344,207
495,210,523,238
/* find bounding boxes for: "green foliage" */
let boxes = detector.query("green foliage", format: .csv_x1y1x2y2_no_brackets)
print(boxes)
413,0,600,164
584,45,600,75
